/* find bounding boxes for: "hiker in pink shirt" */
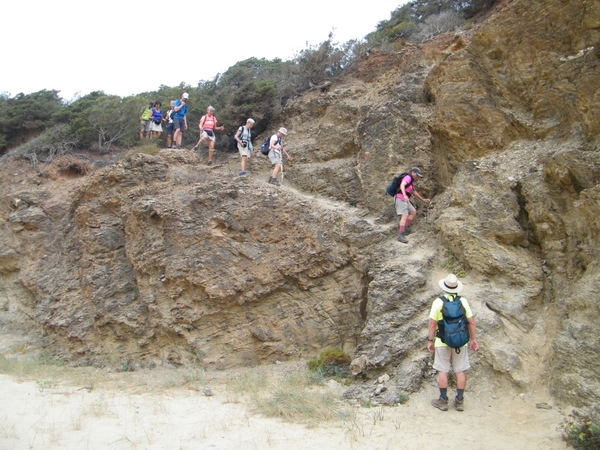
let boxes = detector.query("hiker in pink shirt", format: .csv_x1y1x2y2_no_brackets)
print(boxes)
395,167,430,243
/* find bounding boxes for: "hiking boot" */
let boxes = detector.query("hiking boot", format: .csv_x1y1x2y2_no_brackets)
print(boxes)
397,233,408,244
239,171,247,177
453,397,464,411
207,161,213,166
405,225,412,235
431,397,449,411
268,176,280,186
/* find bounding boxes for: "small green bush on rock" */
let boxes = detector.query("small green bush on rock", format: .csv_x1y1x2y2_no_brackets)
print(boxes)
307,349,351,378
564,414,600,450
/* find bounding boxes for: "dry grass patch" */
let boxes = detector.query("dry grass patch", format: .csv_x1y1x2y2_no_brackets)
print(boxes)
226,364,353,426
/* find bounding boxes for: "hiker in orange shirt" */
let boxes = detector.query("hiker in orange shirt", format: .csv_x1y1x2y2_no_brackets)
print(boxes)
193,106,224,166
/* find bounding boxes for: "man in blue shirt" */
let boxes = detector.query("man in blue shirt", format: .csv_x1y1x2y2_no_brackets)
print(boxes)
172,92,189,149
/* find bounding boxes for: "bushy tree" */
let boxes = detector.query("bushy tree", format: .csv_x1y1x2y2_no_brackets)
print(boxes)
2,124,78,164
274,35,361,105
62,91,107,148
87,96,139,151
411,10,463,42
369,0,498,42
0,90,64,152
215,59,282,120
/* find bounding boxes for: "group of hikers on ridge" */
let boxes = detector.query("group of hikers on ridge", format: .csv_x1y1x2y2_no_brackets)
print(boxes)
142,94,432,238
139,92,292,184
140,94,431,238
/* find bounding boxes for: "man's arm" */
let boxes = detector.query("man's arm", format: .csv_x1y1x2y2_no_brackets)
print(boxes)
411,189,430,203
467,317,479,351
427,318,437,353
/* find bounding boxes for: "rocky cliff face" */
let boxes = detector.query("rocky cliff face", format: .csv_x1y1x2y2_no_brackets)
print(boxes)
1,0,599,408
1,152,383,369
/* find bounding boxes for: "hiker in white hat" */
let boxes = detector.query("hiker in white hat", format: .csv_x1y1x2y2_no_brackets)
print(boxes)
426,274,479,412
266,127,292,186
172,92,189,149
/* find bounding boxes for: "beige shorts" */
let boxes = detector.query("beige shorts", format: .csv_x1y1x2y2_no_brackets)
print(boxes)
238,143,251,158
433,346,471,373
269,149,282,166
140,120,151,132
395,197,416,216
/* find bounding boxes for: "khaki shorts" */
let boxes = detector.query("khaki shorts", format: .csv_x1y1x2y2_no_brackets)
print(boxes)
395,197,416,216
269,149,282,166
140,120,151,132
238,143,251,158
433,346,471,373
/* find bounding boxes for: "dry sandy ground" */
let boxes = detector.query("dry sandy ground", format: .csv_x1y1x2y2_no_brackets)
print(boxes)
0,363,568,450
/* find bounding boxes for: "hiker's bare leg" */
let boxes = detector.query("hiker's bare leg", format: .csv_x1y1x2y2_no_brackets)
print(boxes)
208,141,216,163
405,210,417,228
399,215,408,231
271,164,281,178
437,371,449,389
455,371,467,390
241,155,248,171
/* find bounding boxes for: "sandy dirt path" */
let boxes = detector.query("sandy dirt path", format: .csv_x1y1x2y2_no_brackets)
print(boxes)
0,368,568,450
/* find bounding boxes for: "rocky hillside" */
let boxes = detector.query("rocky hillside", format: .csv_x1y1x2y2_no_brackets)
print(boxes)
1,0,599,410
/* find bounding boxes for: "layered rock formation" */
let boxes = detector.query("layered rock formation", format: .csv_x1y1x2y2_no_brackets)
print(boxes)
1,0,599,408
2,151,383,369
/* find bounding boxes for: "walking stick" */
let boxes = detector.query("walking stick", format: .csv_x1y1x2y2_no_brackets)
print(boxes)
280,160,284,185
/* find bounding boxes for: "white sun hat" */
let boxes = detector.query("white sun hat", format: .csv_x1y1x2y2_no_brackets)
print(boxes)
439,274,463,294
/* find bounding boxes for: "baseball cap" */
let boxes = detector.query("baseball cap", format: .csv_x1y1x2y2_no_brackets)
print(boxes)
278,127,288,135
182,93,189,99
411,167,423,177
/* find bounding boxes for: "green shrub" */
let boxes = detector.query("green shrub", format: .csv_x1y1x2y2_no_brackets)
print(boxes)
564,414,600,450
136,143,160,155
4,124,78,164
307,349,351,378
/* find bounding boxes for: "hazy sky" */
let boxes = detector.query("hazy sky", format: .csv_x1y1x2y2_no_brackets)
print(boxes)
2,0,407,101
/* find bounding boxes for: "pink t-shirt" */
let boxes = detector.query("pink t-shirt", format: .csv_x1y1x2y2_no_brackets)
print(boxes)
200,115,217,130
394,174,414,200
